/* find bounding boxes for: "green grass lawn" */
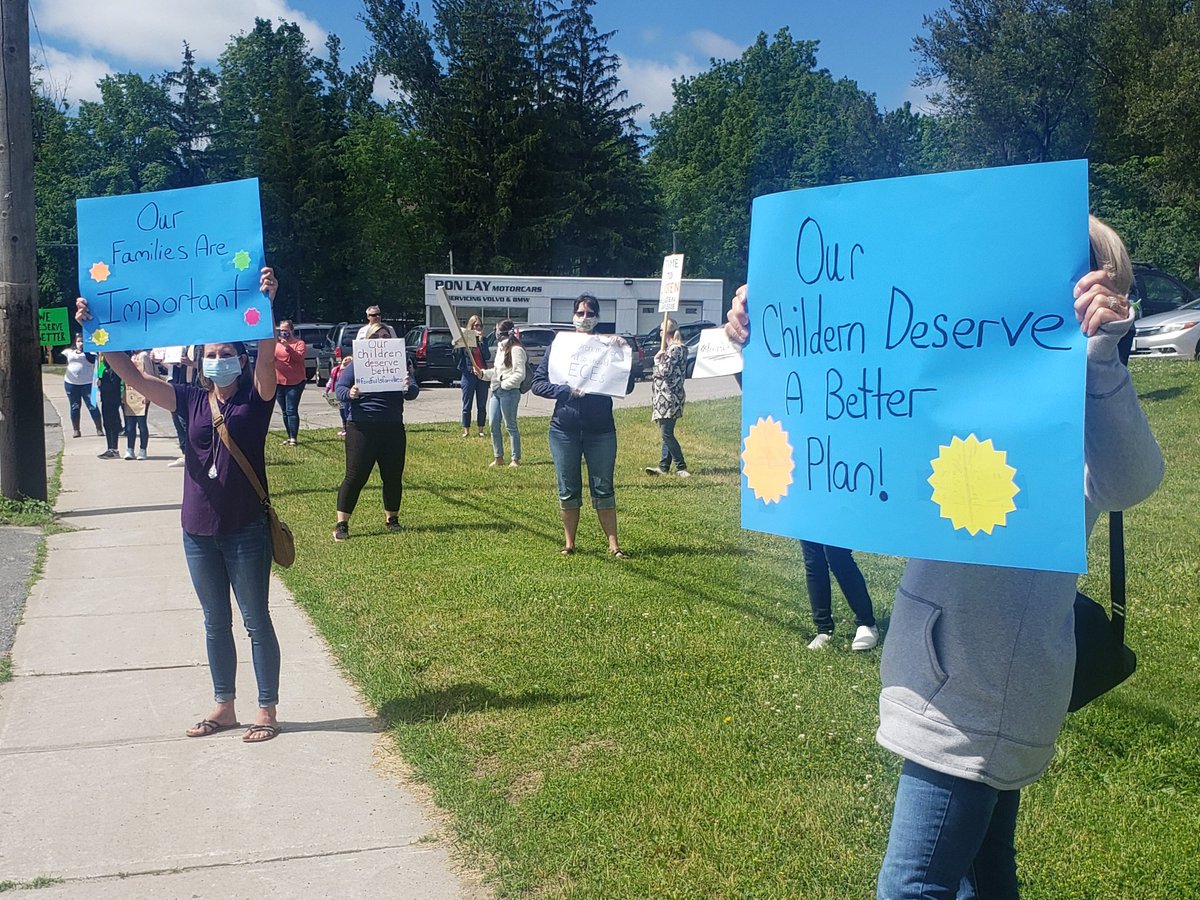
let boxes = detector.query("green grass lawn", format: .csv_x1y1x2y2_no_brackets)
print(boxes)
269,361,1200,899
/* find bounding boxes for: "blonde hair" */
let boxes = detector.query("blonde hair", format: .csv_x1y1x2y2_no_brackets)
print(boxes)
663,318,680,341
1088,215,1133,296
366,322,394,339
466,315,482,330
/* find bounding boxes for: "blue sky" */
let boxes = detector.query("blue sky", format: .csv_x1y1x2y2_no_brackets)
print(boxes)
30,0,942,129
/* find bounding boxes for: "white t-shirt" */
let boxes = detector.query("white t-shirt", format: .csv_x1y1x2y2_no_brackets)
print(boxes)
62,349,95,385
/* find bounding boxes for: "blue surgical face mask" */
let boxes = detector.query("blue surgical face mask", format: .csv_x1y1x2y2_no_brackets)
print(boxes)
203,356,242,387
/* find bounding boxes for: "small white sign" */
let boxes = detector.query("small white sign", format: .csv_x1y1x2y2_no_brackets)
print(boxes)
352,339,411,393
153,345,185,365
691,327,744,379
659,253,684,313
547,332,632,398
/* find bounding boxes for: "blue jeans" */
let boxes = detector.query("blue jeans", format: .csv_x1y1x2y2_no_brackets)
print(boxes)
877,760,1020,900
124,414,148,452
801,541,876,633
275,381,305,440
182,517,280,707
461,372,487,428
657,417,687,471
64,381,101,432
548,424,616,510
489,388,521,461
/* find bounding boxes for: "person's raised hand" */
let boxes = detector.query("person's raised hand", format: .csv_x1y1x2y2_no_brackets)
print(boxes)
74,297,92,324
1073,269,1131,337
260,267,278,302
725,284,750,345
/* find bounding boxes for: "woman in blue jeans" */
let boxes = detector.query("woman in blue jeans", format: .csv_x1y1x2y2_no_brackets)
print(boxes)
725,217,1163,898
76,267,285,744
474,319,527,467
457,315,490,437
800,541,878,651
532,294,627,558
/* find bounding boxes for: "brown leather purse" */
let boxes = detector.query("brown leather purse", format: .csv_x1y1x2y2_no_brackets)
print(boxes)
208,393,296,567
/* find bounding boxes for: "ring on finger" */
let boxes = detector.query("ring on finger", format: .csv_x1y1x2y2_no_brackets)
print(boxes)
1105,297,1124,312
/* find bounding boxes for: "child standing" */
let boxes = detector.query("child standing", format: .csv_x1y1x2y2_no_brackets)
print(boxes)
121,349,154,460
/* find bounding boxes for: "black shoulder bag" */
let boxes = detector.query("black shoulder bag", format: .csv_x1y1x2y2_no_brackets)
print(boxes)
1069,511,1136,711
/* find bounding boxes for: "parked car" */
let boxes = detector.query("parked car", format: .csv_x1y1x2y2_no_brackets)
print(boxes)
329,320,413,364
1130,262,1198,317
290,322,333,384
485,323,640,392
485,323,572,376
639,319,718,354
1132,298,1200,360
404,326,459,385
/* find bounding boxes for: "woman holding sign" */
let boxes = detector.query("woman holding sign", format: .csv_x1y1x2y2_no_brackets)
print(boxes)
76,267,286,744
456,315,490,438
473,319,527,467
726,216,1163,898
644,319,690,478
332,322,421,541
532,294,627,558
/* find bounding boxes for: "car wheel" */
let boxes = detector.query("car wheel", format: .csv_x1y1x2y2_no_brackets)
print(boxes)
306,368,316,382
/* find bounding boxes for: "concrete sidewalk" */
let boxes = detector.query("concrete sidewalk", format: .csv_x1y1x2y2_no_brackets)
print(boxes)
0,376,485,898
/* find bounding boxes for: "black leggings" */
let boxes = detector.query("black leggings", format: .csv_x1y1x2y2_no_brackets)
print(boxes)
336,420,407,515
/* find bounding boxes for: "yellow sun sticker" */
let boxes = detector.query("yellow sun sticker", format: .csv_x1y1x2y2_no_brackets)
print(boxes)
741,416,795,505
927,434,1019,535
91,328,110,347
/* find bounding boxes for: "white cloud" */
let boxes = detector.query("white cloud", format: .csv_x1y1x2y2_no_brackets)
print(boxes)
619,52,697,122
687,29,741,62
33,46,113,106
33,0,327,67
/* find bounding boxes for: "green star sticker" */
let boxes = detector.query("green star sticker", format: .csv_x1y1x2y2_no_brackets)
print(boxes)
232,250,252,271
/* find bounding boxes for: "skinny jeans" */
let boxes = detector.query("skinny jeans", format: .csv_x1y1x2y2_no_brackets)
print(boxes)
124,414,149,452
64,381,101,431
275,381,305,440
656,417,687,471
100,393,123,451
877,760,1020,900
489,388,521,460
182,516,280,707
800,540,876,633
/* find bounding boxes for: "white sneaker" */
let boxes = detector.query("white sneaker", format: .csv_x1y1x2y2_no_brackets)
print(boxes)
136,449,148,460
123,449,134,460
168,456,186,468
851,625,879,651
807,633,832,650
677,469,692,478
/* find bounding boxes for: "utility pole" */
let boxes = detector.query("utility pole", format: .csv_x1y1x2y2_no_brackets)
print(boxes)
0,0,47,501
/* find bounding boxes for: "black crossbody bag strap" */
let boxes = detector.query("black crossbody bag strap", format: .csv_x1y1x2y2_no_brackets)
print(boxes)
1109,510,1126,642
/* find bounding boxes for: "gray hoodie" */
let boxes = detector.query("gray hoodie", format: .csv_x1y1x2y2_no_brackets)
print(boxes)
876,318,1164,790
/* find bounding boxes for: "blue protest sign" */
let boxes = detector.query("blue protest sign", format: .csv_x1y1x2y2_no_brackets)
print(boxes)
76,179,270,351
741,160,1090,573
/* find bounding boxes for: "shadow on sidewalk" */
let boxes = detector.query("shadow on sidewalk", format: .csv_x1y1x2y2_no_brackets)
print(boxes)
58,502,181,517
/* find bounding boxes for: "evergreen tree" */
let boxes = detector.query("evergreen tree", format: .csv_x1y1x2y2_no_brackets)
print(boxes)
162,43,219,187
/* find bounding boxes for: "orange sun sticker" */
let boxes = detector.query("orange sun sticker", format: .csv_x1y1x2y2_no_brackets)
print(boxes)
927,434,1020,535
741,416,795,505
88,261,110,283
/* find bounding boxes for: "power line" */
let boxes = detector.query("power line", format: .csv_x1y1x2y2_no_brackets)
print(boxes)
27,0,63,106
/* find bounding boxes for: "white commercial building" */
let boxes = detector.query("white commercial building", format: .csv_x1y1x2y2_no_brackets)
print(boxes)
422,273,724,335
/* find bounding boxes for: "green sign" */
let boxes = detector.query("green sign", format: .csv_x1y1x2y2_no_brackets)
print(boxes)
39,307,70,346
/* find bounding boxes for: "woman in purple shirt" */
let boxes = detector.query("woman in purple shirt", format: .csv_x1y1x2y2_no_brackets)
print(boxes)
75,268,284,743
